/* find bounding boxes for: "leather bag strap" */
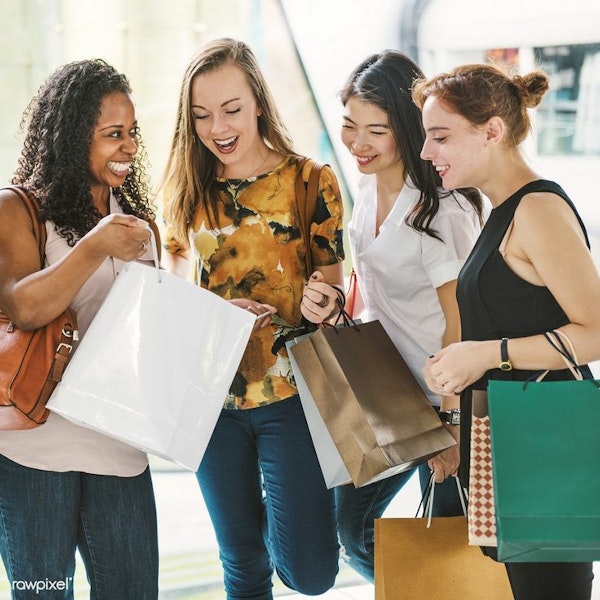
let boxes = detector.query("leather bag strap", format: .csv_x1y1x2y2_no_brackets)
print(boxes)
294,157,324,277
4,185,46,266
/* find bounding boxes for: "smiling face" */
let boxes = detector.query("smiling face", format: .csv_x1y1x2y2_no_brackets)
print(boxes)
88,91,138,205
341,97,401,180
191,63,265,178
420,96,489,191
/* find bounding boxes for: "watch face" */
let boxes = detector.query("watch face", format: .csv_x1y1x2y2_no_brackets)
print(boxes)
441,410,460,425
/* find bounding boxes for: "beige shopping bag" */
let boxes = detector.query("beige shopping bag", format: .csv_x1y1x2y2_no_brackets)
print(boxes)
375,516,513,599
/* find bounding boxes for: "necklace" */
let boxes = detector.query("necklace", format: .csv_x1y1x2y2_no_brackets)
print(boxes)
223,149,277,205
225,178,250,204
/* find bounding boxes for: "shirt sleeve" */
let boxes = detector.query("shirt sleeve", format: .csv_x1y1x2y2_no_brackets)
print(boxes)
422,193,481,288
310,163,345,267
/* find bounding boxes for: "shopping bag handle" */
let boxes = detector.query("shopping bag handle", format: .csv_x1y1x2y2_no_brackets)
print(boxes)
330,307,358,330
417,473,467,527
146,224,162,283
544,329,582,378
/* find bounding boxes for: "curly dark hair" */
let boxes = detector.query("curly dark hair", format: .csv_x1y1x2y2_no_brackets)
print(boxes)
12,58,154,246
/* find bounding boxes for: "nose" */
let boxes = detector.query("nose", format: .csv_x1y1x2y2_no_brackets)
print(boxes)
210,113,228,135
420,138,432,161
123,133,138,156
351,130,370,152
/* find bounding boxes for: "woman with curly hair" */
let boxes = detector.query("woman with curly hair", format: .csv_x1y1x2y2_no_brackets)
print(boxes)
0,59,159,599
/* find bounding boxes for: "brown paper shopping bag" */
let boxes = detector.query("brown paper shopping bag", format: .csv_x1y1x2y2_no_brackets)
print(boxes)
288,319,455,487
375,517,513,600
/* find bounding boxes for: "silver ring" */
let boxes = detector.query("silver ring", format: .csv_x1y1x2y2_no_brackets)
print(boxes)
316,294,329,308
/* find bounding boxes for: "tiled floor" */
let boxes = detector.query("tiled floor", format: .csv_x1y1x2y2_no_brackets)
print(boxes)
152,463,600,600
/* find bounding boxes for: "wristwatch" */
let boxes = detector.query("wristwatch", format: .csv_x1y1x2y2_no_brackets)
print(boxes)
439,409,461,426
499,337,513,371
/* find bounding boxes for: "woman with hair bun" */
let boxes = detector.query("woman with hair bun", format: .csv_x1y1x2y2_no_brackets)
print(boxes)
415,63,600,599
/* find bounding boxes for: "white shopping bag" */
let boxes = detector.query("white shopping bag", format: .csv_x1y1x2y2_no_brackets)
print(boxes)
48,235,254,470
286,335,352,488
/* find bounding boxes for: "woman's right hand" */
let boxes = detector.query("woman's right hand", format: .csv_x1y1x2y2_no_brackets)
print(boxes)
228,298,278,333
424,340,497,396
82,214,152,262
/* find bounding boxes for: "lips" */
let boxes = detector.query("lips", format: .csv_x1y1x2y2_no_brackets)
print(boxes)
354,154,376,167
435,164,449,177
107,161,131,176
214,136,238,154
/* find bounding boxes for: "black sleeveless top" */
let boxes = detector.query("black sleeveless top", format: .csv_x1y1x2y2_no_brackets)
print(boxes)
457,179,592,482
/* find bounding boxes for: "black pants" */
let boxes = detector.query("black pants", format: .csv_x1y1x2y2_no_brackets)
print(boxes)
505,561,593,600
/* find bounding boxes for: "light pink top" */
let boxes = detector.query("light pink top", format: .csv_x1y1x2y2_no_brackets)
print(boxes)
0,194,151,475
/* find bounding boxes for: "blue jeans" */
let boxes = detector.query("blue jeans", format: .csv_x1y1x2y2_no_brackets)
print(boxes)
335,462,464,582
0,454,158,599
196,395,339,600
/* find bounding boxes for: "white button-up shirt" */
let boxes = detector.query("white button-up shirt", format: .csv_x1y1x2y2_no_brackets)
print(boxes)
347,175,481,406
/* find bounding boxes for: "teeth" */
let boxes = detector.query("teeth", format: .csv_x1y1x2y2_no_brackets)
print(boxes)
108,161,131,174
435,165,449,171
356,155,374,165
214,136,237,147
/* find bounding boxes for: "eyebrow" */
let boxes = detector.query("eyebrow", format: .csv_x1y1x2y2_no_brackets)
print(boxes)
343,115,389,129
192,97,241,110
96,121,137,132
425,126,450,133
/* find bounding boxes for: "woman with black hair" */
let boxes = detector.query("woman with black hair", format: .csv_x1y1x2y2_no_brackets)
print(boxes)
336,49,484,582
0,59,159,599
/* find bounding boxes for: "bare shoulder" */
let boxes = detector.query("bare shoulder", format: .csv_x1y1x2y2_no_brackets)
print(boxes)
0,187,34,227
515,190,582,231
513,190,587,251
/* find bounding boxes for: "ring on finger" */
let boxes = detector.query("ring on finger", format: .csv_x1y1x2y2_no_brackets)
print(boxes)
316,294,329,308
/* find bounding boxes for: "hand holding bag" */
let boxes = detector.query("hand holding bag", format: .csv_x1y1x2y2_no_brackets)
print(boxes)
0,186,78,429
288,313,456,487
47,230,255,470
488,330,600,562
375,476,513,600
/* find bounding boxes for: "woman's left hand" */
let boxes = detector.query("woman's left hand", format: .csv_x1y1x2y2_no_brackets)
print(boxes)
301,271,340,324
424,340,496,395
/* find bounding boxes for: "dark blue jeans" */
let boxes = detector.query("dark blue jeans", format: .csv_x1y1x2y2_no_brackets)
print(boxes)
196,395,339,600
335,462,464,582
0,454,158,599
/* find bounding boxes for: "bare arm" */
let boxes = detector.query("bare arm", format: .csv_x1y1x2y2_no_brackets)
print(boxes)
425,192,600,394
162,247,193,280
0,190,151,330
429,279,461,481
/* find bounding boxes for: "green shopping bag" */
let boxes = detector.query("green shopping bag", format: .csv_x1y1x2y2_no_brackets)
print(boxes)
488,375,600,562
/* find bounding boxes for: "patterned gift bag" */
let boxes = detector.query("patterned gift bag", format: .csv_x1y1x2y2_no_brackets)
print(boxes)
467,390,497,546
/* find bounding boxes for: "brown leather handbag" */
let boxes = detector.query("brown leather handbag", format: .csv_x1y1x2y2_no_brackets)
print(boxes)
0,186,78,429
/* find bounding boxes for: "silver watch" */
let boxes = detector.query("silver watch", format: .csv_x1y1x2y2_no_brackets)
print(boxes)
439,409,461,426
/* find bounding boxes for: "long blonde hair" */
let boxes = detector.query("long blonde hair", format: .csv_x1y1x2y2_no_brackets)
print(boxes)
160,38,295,244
